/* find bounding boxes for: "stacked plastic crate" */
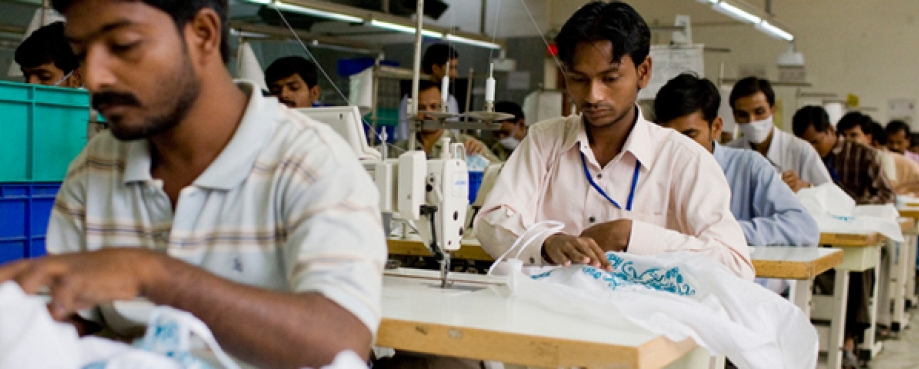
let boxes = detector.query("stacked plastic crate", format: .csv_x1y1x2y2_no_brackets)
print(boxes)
0,81,89,265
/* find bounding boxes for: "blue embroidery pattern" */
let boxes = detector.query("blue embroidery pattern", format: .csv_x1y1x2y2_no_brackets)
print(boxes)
532,253,696,296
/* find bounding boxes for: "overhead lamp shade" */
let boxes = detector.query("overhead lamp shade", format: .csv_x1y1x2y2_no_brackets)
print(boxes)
236,42,269,93
7,8,66,78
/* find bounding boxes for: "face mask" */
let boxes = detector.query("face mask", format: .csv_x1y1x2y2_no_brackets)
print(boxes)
739,115,774,144
51,70,74,87
499,136,520,150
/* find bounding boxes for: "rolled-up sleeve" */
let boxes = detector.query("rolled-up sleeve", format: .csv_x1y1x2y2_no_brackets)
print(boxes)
281,144,387,335
474,129,554,266
627,149,755,280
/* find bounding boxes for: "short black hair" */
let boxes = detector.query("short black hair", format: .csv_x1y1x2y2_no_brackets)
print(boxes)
417,79,440,94
887,120,912,137
265,56,318,87
870,121,887,145
495,101,524,122
422,43,459,75
14,22,78,73
554,1,650,67
51,0,231,63
729,77,775,109
911,133,919,147
654,73,720,126
792,106,832,137
836,112,871,136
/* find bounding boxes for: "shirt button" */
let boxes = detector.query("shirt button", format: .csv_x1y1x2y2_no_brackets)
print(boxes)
529,257,535,264
589,216,596,223
597,174,602,179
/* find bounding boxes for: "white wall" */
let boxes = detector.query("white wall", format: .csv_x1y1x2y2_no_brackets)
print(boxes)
547,0,919,128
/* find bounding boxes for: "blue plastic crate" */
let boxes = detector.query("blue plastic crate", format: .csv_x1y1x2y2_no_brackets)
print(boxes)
0,183,61,265
468,171,484,204
0,80,90,182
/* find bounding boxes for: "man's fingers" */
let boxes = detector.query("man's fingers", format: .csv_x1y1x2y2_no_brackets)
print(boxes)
15,262,62,295
0,260,33,284
544,244,570,266
583,239,612,271
561,246,591,265
572,239,602,267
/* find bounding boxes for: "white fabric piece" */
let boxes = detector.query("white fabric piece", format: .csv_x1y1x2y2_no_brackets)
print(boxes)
0,281,242,369
348,67,374,111
0,281,82,369
236,42,268,93
495,251,817,369
301,351,368,369
796,183,904,242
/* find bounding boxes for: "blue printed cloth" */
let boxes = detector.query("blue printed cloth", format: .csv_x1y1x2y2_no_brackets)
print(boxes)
531,253,696,296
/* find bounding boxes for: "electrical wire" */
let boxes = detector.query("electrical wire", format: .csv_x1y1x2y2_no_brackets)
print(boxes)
270,5,395,147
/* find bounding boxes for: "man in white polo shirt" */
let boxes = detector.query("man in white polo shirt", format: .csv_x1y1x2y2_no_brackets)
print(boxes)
0,0,385,368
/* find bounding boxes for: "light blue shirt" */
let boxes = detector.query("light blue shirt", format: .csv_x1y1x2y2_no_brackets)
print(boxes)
713,142,819,246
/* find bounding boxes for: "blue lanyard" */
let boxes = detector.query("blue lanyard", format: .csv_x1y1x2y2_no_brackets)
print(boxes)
580,151,640,211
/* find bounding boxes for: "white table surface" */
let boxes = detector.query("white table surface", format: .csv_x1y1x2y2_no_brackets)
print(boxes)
381,268,659,346
378,268,705,368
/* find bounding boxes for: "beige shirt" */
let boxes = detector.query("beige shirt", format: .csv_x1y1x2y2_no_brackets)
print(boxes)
474,112,754,280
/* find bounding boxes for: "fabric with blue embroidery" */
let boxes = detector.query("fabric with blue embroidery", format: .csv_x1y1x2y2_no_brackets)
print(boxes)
505,251,818,369
532,253,696,296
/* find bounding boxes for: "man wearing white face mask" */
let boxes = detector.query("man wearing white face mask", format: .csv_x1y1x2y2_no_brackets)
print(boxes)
491,101,528,161
727,77,832,192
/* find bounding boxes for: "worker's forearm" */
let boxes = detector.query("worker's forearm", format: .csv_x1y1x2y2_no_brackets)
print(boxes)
143,255,371,369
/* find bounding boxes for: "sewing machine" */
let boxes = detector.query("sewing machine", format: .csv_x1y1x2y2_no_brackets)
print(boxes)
298,106,468,288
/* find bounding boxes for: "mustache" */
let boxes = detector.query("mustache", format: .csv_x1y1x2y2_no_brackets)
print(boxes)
91,91,141,111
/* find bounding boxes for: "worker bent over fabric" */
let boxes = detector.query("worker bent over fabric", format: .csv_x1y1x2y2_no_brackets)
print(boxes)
473,1,754,280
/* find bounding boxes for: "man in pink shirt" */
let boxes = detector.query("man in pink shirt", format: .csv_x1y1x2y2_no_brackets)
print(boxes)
473,1,753,280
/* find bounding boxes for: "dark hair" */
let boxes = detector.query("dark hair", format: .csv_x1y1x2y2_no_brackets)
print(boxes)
265,56,318,87
417,79,440,94
495,101,524,122
911,133,919,147
52,0,230,63
653,73,720,126
422,43,459,75
729,77,775,109
836,112,871,136
14,22,78,73
886,120,912,137
792,106,832,136
870,121,887,145
553,1,650,67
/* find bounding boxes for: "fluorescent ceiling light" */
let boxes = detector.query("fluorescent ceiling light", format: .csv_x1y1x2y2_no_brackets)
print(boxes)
445,34,502,50
369,20,443,38
756,21,794,42
712,2,761,24
247,0,363,23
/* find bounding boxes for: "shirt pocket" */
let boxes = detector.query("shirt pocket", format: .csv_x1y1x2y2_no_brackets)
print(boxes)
621,211,668,228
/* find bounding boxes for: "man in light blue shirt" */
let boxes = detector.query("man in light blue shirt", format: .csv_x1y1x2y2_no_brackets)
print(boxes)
655,74,819,246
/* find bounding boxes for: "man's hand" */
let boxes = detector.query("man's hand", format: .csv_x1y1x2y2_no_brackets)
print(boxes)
580,219,632,253
0,249,163,320
781,170,811,192
542,234,612,271
464,137,486,156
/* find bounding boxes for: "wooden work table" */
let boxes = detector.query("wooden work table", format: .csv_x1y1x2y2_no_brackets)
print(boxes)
378,268,709,368
749,246,843,280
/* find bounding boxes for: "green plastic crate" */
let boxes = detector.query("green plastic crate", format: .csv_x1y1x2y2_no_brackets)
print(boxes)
0,81,90,182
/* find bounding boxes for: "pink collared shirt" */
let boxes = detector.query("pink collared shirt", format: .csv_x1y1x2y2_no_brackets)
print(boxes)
473,112,754,280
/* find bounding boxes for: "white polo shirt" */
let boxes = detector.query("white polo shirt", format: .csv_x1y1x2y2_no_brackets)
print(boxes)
47,81,386,334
